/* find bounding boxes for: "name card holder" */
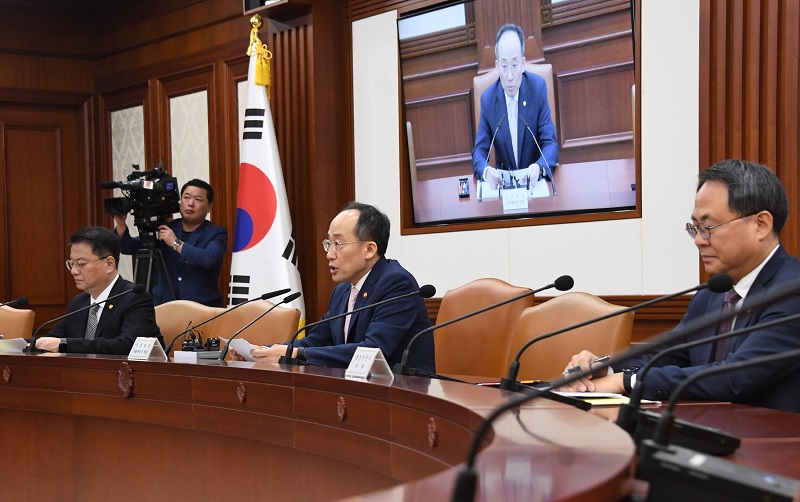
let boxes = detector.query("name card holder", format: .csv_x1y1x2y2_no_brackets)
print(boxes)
501,187,528,210
345,347,394,382
128,337,168,362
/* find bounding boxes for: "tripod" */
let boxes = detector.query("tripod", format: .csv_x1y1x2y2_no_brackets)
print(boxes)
133,247,177,301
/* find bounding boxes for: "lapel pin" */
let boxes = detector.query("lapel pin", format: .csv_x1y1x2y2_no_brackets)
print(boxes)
362,292,368,299
108,304,114,310
523,100,526,107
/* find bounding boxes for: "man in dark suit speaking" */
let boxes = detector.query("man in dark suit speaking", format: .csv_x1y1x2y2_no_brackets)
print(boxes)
34,226,163,355
471,24,558,188
563,160,800,413
243,202,435,371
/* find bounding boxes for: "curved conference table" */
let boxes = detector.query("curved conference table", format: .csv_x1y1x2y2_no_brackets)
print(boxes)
0,353,633,501
0,353,797,501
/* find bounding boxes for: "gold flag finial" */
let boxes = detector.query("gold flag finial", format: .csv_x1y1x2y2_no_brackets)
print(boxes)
246,14,272,97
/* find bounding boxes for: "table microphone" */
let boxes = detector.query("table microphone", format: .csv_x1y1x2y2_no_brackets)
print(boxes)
218,291,302,360
500,273,734,391
519,115,556,195
278,284,436,366
451,275,800,502
163,288,291,355
27,284,147,353
394,275,574,378
1,296,29,307
636,350,800,501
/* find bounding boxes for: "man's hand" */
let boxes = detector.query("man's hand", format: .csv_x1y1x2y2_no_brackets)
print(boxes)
250,344,295,363
528,162,542,180
157,225,178,248
484,166,502,188
112,214,127,237
35,337,61,352
559,350,609,392
561,373,625,394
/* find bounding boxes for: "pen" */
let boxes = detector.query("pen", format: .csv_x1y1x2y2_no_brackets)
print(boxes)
565,355,610,375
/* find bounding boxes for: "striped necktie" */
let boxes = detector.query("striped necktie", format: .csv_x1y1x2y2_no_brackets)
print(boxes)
713,289,741,362
85,303,100,340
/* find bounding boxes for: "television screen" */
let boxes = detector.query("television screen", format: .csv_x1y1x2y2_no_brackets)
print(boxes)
398,0,637,227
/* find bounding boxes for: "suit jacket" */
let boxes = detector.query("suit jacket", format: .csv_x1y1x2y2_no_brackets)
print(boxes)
120,219,228,306
471,71,558,180
638,246,800,412
49,277,164,355
295,256,435,371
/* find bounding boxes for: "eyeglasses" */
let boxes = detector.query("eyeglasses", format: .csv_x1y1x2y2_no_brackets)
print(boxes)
65,256,109,271
498,62,522,75
322,239,365,253
685,214,756,240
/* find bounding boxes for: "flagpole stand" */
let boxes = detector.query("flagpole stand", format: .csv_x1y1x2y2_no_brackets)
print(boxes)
133,248,176,301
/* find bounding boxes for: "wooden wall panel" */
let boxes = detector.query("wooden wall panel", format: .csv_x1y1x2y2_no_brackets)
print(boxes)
699,0,800,260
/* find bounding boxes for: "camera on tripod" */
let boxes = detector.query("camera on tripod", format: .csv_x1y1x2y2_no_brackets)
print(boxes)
102,162,181,248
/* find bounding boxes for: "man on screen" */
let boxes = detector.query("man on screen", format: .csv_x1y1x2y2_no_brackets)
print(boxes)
237,202,435,371
562,160,800,413
471,24,558,189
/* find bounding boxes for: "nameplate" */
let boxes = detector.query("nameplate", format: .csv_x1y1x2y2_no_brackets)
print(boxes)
128,337,168,361
172,350,198,364
502,188,528,210
345,347,394,382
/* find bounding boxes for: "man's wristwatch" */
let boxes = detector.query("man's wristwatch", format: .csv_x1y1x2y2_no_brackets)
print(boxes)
172,239,182,251
622,366,640,393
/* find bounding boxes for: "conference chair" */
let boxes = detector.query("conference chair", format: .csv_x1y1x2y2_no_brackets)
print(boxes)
0,305,35,339
154,300,221,356
472,62,558,135
210,301,300,360
506,292,634,382
434,278,535,378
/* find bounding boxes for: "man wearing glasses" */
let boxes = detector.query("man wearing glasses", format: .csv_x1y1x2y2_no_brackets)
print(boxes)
244,202,435,371
471,24,558,189
33,226,163,354
563,159,800,412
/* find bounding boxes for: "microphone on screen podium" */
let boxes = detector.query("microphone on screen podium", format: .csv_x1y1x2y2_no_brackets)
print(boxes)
162,287,291,356
278,284,437,366
636,350,800,501
218,291,302,360
451,275,800,502
477,113,507,202
1,296,29,307
499,273,734,392
519,115,556,196
26,284,147,353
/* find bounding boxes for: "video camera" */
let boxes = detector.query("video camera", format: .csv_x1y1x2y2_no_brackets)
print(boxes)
102,162,180,248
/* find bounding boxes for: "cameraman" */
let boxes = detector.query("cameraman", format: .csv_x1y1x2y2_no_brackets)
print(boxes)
113,179,228,307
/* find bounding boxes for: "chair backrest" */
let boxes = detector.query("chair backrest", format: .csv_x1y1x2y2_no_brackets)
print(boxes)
154,300,222,356
210,301,300,359
434,278,535,378
0,306,35,339
507,293,634,381
473,62,557,134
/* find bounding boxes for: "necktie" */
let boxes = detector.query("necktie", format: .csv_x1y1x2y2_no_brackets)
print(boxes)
344,287,359,342
85,303,100,340
508,97,518,169
713,289,741,362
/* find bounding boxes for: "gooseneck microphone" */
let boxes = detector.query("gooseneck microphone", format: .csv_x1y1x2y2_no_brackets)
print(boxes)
519,115,556,195
635,350,800,501
394,275,574,378
1,296,29,307
162,288,291,355
278,285,436,366
452,273,800,502
500,273,734,391
618,308,800,455
218,291,302,360
27,284,147,353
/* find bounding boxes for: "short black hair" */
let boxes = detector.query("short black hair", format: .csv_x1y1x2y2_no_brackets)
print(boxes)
181,179,214,204
495,24,525,60
342,201,390,256
698,159,788,236
70,226,120,268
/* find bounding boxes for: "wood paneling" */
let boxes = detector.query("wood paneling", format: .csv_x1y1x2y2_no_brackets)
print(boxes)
699,0,800,259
